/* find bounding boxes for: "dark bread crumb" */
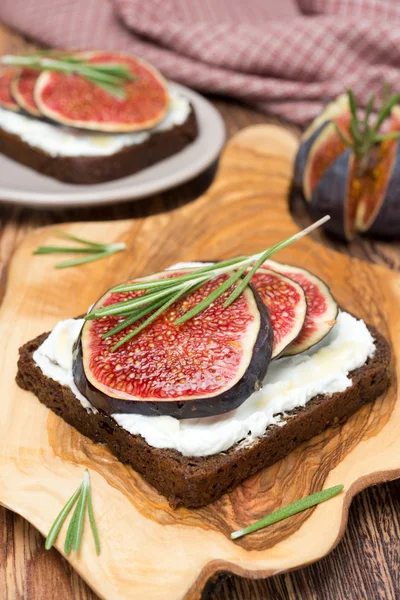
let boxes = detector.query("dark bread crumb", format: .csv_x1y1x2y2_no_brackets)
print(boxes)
0,105,198,184
16,326,391,508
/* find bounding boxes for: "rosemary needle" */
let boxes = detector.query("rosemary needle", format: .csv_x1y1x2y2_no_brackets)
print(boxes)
33,230,125,269
231,484,344,540
86,215,330,348
334,86,400,164
45,469,100,555
45,483,82,550
1,54,136,99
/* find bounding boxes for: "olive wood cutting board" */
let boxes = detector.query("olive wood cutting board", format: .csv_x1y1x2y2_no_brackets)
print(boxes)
0,125,399,600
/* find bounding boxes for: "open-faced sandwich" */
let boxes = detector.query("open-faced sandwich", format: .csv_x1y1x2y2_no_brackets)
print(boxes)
0,51,198,184
16,222,391,509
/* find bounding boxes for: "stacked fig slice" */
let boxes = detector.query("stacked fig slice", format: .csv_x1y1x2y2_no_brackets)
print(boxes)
73,262,338,419
0,52,170,133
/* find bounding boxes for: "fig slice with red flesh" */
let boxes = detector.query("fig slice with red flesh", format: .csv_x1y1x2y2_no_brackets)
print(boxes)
263,260,338,355
11,69,41,116
249,268,307,358
294,94,350,189
73,269,273,419
302,95,350,202
0,70,19,112
34,52,170,132
345,138,397,239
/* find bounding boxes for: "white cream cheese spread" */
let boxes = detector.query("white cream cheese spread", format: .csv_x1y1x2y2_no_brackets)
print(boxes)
33,311,375,457
33,318,96,413
0,92,190,157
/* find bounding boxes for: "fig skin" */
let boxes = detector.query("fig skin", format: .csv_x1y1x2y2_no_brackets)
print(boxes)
294,94,349,193
311,149,350,241
73,283,274,420
250,267,307,358
10,69,41,117
263,260,338,355
367,148,400,237
293,122,327,189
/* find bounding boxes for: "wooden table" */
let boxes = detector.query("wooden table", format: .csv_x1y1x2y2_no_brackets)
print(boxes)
1,24,399,600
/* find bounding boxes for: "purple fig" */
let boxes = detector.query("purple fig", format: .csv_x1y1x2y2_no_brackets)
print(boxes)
294,88,400,241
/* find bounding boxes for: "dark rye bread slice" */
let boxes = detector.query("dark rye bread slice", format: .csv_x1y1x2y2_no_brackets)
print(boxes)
0,104,197,184
16,326,390,508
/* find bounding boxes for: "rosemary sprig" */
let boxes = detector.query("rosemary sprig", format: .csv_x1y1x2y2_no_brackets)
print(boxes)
1,54,137,100
33,229,125,269
45,469,100,555
86,216,330,350
334,86,400,169
231,484,344,540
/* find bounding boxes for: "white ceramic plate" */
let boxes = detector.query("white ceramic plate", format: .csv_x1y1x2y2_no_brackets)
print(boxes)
0,83,225,208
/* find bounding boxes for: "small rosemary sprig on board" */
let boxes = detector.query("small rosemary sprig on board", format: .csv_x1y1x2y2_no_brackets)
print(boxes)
45,469,100,555
1,54,136,99
33,229,125,268
231,484,344,540
86,216,330,351
335,86,400,171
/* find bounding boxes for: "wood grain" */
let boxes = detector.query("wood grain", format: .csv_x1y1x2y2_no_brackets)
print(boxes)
1,23,400,600
0,118,400,600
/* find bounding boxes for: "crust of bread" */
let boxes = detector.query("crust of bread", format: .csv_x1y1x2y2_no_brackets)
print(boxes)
0,105,198,184
16,326,390,508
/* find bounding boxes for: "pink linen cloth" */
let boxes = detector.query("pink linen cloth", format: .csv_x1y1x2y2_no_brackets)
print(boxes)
1,0,400,125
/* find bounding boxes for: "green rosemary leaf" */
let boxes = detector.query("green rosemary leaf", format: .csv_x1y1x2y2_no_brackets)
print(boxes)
0,55,135,99
34,246,106,255
87,283,186,320
102,295,169,338
45,483,82,550
226,216,331,309
87,476,100,556
373,93,400,135
174,263,249,325
72,470,90,552
51,229,107,248
347,89,358,123
54,249,122,269
231,484,344,540
349,118,363,144
110,259,246,293
112,277,185,294
333,123,351,147
87,62,136,80
46,470,100,556
363,92,375,126
64,497,81,555
111,283,195,351
373,131,400,142
84,76,126,100
89,216,330,344
224,249,275,307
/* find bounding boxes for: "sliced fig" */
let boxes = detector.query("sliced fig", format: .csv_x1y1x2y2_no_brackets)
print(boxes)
34,52,170,132
303,105,350,202
293,122,326,189
310,149,351,240
249,268,307,358
348,141,397,238
11,68,41,116
312,133,398,241
73,269,273,419
0,70,19,112
293,94,350,195
263,260,338,355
